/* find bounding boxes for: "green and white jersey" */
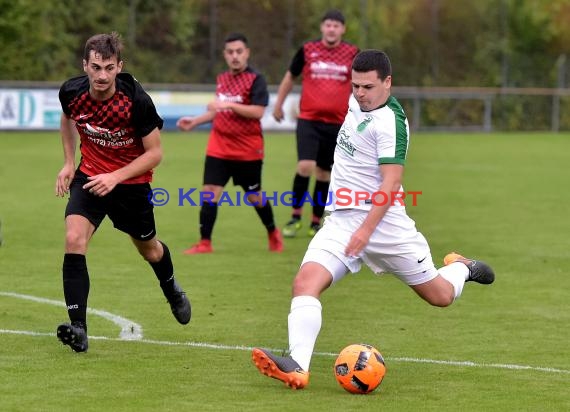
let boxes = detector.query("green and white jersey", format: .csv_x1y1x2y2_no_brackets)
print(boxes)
327,94,410,212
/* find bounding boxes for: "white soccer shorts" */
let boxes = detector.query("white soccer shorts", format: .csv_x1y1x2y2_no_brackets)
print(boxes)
301,209,438,285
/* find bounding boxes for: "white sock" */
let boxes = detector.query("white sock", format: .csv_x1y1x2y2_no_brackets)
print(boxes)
438,262,468,300
288,295,322,372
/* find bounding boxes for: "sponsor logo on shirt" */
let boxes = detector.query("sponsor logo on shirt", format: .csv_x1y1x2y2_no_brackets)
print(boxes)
309,60,349,81
218,93,243,103
82,123,132,147
337,129,356,156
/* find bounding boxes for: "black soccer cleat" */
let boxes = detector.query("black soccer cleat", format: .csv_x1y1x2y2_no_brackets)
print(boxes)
57,321,88,353
161,277,191,324
444,252,495,284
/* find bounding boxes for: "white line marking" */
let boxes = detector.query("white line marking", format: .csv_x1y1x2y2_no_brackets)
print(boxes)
1,329,568,375
2,292,568,375
0,291,142,340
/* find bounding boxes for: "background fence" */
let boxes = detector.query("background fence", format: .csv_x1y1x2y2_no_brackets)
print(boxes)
2,82,570,132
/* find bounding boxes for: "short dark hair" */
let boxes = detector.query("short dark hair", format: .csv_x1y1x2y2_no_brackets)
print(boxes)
224,32,248,46
352,50,392,80
321,9,345,24
84,32,123,62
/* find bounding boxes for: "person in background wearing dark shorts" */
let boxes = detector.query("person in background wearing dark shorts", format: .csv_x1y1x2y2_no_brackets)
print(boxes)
177,33,283,254
55,32,191,353
273,9,359,238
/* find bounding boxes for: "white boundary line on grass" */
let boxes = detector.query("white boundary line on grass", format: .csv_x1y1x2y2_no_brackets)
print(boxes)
0,291,142,340
1,291,569,375
1,329,569,375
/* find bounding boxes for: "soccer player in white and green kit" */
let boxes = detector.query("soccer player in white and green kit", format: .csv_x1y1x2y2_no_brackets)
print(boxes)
252,50,495,389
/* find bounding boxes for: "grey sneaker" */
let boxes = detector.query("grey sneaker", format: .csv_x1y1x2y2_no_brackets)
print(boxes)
161,277,191,324
444,252,495,284
57,321,88,353
252,348,309,389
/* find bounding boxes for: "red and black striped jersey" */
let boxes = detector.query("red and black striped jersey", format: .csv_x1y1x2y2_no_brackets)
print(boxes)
290,40,359,125
59,73,163,184
206,67,268,161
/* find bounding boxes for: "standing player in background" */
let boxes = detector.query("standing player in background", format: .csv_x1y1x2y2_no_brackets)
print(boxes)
273,9,358,238
252,50,495,389
55,32,191,353
177,33,283,254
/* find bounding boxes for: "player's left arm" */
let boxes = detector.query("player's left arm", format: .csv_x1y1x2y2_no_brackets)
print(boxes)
82,128,162,196
344,164,403,257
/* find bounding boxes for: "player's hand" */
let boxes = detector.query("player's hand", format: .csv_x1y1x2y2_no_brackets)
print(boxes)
83,173,119,197
55,164,75,197
176,116,197,131
273,106,284,122
344,227,373,257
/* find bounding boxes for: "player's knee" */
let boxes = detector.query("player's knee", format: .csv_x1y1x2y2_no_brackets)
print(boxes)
131,237,161,262
292,267,330,297
425,290,454,307
292,272,313,296
314,169,330,181
65,230,89,252
139,243,162,263
297,161,315,176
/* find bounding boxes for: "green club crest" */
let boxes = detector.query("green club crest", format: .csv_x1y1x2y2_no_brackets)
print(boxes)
357,115,373,132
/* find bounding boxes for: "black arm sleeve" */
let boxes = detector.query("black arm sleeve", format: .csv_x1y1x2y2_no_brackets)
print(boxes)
288,46,305,77
250,74,269,106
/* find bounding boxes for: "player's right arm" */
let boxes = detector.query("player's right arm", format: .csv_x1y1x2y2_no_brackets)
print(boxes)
272,71,295,122
176,109,216,132
273,47,304,122
344,164,404,257
55,113,77,197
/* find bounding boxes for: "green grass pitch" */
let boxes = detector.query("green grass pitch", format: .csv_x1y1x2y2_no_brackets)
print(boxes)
0,131,568,411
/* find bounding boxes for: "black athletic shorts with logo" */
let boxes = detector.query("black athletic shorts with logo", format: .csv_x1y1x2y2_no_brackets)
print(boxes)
65,170,156,241
203,155,263,192
296,118,342,171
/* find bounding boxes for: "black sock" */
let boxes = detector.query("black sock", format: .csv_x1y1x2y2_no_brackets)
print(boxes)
255,203,276,233
62,253,89,327
149,241,174,284
312,180,330,221
292,173,310,214
199,201,218,240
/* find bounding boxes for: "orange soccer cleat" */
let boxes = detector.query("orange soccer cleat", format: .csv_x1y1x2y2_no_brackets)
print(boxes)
252,348,309,389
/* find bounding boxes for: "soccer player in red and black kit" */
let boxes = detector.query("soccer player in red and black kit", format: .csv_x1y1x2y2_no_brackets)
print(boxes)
55,32,190,353
177,33,283,254
273,9,359,238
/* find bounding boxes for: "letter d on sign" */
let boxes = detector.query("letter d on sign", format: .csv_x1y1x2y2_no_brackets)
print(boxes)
18,91,36,126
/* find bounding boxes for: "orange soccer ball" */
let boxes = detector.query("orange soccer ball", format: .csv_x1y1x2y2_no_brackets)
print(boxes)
334,343,386,394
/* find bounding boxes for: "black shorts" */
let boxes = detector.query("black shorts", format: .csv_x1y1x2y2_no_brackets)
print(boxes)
203,156,263,192
65,170,156,241
296,118,342,171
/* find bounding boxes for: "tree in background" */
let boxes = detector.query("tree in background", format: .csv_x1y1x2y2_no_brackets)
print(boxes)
0,0,76,81
1,0,570,88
